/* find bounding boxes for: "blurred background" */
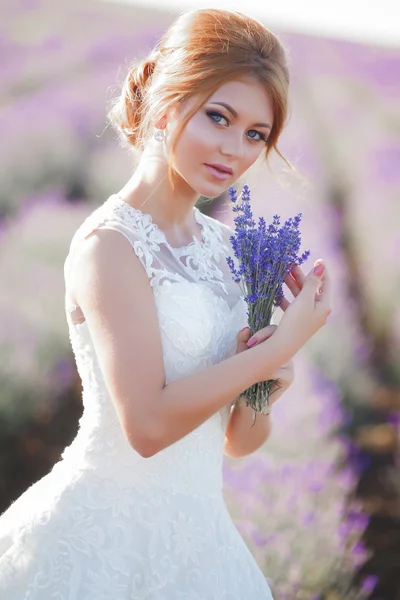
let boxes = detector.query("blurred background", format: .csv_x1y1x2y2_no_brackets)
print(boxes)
0,0,399,598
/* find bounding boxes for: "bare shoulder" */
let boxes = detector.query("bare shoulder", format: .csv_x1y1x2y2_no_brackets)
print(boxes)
70,227,166,457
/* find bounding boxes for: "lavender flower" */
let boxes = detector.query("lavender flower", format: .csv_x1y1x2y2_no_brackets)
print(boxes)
226,185,310,421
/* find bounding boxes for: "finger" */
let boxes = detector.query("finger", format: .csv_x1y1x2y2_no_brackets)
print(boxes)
278,297,290,312
247,324,277,347
237,325,251,336
315,267,332,313
236,326,251,353
301,260,325,300
315,266,330,301
237,326,251,343
284,272,301,297
290,264,306,288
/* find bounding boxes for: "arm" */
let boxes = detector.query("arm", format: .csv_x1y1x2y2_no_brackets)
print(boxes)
224,403,272,458
153,334,285,457
223,326,290,458
72,229,290,458
223,345,294,458
222,262,330,458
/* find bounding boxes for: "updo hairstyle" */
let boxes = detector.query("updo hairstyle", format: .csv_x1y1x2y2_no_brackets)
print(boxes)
108,9,291,172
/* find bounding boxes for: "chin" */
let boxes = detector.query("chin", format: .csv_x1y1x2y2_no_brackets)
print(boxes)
176,166,233,199
191,178,232,199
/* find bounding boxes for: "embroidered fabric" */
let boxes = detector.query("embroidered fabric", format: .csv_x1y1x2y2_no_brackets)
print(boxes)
0,194,273,599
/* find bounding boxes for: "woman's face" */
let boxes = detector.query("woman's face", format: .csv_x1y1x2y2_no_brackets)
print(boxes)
165,77,274,198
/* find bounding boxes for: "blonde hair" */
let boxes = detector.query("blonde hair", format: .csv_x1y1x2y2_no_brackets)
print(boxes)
108,9,291,181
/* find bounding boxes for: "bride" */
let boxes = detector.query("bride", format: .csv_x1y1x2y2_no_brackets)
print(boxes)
0,8,331,599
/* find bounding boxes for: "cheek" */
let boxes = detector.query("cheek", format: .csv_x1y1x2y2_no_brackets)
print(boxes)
240,145,266,175
173,115,216,169
181,114,216,151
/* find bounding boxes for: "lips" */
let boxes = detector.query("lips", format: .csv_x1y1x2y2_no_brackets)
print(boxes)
204,163,233,175
204,163,233,181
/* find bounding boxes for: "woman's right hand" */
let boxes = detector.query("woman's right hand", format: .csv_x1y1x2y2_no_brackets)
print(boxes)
259,260,332,361
278,260,331,352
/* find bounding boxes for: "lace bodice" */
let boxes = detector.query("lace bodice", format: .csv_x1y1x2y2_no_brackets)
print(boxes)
63,194,248,497
0,194,274,600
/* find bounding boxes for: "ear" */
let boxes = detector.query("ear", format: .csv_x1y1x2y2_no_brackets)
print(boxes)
155,115,167,130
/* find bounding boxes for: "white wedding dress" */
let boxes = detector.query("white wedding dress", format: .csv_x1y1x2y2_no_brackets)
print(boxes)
0,194,274,599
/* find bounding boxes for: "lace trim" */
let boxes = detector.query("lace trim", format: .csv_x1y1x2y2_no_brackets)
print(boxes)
112,194,207,253
65,195,232,328
104,194,230,294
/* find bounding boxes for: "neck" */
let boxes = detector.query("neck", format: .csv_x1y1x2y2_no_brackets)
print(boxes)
119,146,200,232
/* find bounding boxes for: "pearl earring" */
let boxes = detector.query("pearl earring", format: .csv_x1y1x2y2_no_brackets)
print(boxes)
154,129,165,142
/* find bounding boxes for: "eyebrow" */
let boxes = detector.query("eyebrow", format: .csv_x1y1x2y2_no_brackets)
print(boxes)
209,102,272,130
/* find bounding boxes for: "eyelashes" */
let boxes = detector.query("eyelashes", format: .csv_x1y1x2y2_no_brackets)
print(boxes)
205,110,268,144
206,110,229,127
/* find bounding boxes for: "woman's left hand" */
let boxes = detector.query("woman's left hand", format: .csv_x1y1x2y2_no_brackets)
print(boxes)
236,324,294,406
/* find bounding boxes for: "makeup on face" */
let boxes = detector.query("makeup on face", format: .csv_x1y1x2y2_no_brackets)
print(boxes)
203,163,234,180
170,78,274,197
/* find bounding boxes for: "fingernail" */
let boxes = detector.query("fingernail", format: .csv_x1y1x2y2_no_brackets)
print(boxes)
247,337,257,347
240,327,249,333
313,263,324,276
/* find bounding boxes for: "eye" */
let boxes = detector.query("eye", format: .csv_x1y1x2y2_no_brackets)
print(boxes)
206,110,229,127
247,129,267,143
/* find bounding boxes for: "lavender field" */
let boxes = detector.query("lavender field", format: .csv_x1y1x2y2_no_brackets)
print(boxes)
1,1,399,598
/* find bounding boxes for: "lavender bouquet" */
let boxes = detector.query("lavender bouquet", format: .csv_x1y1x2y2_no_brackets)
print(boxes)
226,185,310,421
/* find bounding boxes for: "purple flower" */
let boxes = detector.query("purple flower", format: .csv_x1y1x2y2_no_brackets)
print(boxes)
226,185,310,419
361,575,378,594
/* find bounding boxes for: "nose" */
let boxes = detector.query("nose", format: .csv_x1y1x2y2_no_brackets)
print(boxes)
219,131,244,159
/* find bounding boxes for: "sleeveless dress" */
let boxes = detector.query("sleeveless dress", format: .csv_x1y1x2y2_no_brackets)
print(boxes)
0,194,274,599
